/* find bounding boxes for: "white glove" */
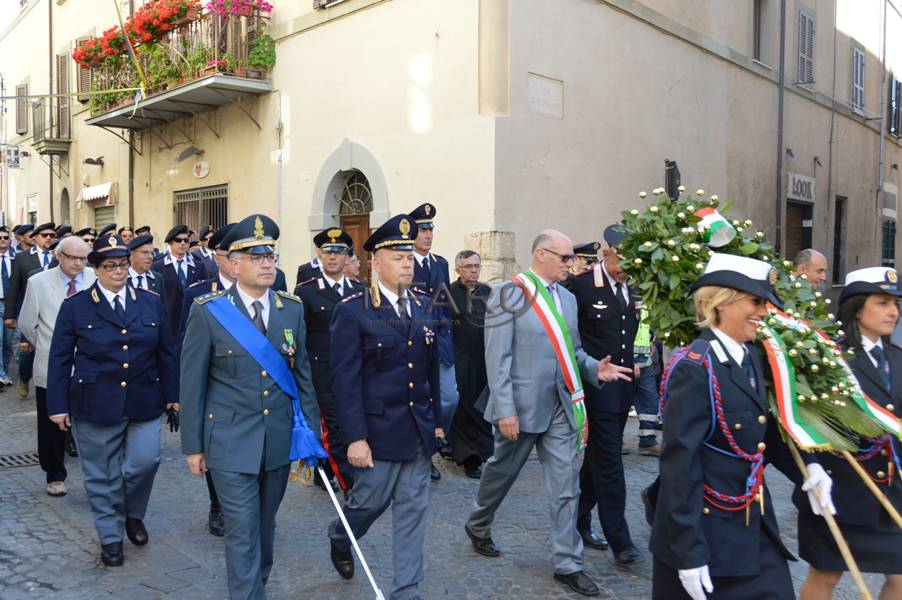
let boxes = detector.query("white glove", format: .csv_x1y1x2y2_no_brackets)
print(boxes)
678,565,713,600
802,463,836,516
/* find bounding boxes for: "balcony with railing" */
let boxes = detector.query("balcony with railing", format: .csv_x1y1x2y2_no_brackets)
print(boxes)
32,97,72,155
85,8,274,130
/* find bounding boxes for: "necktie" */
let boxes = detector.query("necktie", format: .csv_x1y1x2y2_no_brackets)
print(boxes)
177,259,187,288
1,257,9,295
870,346,892,389
615,282,627,311
397,297,410,322
138,274,146,290
66,279,77,298
741,349,757,391
42,251,49,268
422,256,431,283
252,300,266,334
333,281,342,297
113,295,125,321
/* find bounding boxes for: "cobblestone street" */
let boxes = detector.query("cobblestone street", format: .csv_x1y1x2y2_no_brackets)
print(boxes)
0,386,882,599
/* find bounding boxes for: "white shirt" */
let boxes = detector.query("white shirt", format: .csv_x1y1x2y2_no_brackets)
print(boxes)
0,251,12,298
128,267,157,290
323,273,347,296
378,282,410,318
218,273,234,291
861,334,884,369
235,282,270,327
413,251,432,268
97,283,128,313
711,327,747,366
531,271,563,313
602,261,629,306
38,249,53,270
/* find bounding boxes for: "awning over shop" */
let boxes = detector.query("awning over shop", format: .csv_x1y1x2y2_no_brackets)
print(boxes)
77,182,118,208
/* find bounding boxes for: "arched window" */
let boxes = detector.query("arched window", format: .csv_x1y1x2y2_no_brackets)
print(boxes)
339,172,373,215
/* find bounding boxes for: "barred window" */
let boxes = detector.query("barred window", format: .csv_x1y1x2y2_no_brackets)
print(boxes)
174,185,228,232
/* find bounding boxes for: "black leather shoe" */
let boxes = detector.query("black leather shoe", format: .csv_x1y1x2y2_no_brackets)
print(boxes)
101,542,124,566
65,440,78,458
641,487,654,526
614,546,644,566
208,504,225,537
464,464,482,479
553,571,599,596
330,541,354,579
430,462,441,482
465,524,500,557
125,517,148,546
579,529,609,550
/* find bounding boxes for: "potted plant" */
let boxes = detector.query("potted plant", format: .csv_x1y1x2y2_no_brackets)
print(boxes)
247,33,275,77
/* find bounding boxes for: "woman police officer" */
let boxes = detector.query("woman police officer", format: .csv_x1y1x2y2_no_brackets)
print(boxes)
47,236,178,566
649,253,834,600
797,267,902,600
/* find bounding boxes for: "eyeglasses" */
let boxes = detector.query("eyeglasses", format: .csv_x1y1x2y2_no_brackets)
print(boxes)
38,232,57,239
82,237,96,244
540,247,575,263
0,236,9,241
59,251,88,263
172,237,189,244
460,264,482,270
100,261,130,272
241,254,276,265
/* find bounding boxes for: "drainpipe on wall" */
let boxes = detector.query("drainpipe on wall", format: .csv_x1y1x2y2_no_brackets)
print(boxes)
774,0,786,256
825,0,838,282
276,91,283,237
48,0,54,223
876,0,889,258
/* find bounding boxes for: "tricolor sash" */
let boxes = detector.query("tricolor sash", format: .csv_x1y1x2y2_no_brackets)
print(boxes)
513,270,588,453
205,295,327,467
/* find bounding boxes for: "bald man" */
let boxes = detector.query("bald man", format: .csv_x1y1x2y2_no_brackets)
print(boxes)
792,249,828,289
465,229,631,597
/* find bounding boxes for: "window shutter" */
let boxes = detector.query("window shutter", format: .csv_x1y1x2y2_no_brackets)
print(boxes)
57,54,71,139
852,48,864,113
76,39,92,103
15,84,27,134
798,12,814,84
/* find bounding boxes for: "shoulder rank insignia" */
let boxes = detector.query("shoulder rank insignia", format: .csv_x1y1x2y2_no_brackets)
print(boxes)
276,290,302,304
297,278,317,288
685,339,711,364
592,263,605,288
129,286,137,302
194,290,226,305
138,288,160,296
91,289,100,304
411,286,431,297
316,278,325,290
342,292,365,303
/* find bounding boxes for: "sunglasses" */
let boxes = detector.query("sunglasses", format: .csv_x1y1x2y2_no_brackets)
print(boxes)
172,237,190,244
37,232,57,239
541,247,575,263
0,236,9,241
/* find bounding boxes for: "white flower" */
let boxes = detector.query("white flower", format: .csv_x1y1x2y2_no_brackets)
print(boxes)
667,240,676,247
789,349,798,357
633,258,642,265
630,209,639,216
686,205,695,212
826,313,834,320
837,329,845,337
799,273,808,280
756,231,765,239
824,298,831,304
736,227,744,234
732,220,740,226
663,332,671,338
831,386,839,393
695,189,705,196
653,187,665,195
677,212,685,219
809,301,817,307
671,255,679,262
744,219,753,227
820,393,829,399
677,185,685,193
638,191,647,199
808,348,818,355
650,206,659,213
644,241,653,247
708,250,714,256
811,364,820,372
815,292,823,298
783,260,792,267
696,263,704,270
710,195,719,201
689,243,700,251
794,282,802,289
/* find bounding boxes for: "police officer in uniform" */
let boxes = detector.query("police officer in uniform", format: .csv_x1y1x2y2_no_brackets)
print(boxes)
118,226,135,245
180,214,320,600
328,214,440,600
127,235,166,302
566,225,640,562
410,202,455,479
295,250,323,288
571,242,600,276
46,236,179,566
155,224,208,341
76,227,97,245
796,267,902,600
296,228,365,492
180,224,237,341
98,223,117,239
650,253,834,600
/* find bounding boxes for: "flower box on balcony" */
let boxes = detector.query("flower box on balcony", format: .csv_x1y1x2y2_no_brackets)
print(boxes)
173,6,199,26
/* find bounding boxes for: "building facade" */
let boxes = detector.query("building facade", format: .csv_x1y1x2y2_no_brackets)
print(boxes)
1,0,900,287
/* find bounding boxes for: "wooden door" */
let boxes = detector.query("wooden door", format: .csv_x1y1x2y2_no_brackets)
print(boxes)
340,213,371,284
785,201,813,261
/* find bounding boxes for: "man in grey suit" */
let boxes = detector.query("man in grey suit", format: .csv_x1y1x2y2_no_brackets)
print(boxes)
465,229,631,597
180,214,320,600
19,236,95,497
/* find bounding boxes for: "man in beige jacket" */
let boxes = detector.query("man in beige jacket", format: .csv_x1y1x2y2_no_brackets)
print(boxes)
19,236,95,496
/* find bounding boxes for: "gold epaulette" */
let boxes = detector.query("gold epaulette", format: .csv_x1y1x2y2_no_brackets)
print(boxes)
276,290,302,303
194,290,226,305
